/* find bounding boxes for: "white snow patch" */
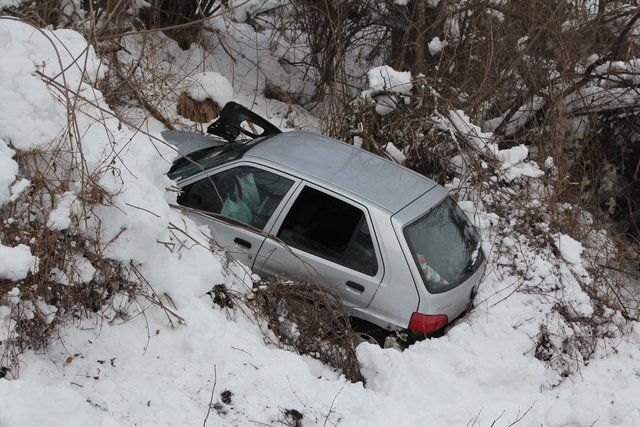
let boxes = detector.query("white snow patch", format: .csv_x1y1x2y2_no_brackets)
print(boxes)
384,142,406,163
0,138,19,204
554,233,584,265
47,191,76,230
0,379,119,427
186,71,234,106
362,66,412,115
0,244,38,281
9,178,30,202
365,65,413,94
428,37,447,56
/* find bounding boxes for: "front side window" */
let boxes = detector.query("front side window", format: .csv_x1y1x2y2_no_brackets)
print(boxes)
404,196,483,293
277,186,378,276
177,165,294,229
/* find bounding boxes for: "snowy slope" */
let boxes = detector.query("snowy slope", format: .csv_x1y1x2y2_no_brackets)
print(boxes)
1,17,640,427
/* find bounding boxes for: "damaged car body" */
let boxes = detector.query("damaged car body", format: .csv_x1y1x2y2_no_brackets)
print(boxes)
165,102,485,344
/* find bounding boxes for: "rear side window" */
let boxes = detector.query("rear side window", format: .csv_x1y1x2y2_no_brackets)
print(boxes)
178,165,294,229
277,186,378,276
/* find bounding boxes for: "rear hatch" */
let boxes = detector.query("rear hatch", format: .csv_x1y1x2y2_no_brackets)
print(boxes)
392,188,485,331
403,195,483,294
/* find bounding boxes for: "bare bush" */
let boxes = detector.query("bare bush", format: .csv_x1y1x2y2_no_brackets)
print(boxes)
252,280,364,383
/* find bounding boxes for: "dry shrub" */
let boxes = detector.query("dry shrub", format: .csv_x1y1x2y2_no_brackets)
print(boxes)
2,0,63,27
177,92,220,123
137,1,221,50
0,207,136,372
252,280,363,383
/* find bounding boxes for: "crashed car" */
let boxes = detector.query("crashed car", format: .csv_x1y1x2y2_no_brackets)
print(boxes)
165,102,485,343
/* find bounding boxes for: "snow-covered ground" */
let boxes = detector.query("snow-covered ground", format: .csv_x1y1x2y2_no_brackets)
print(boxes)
1,14,640,427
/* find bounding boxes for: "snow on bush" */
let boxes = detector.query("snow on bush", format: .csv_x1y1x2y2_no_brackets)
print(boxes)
186,71,234,105
428,36,447,56
362,65,413,115
0,244,37,281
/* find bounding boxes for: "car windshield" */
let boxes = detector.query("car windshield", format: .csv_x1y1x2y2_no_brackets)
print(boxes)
168,141,257,181
404,196,483,293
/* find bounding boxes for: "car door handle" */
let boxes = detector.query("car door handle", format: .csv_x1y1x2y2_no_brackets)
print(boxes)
346,281,365,293
234,237,252,249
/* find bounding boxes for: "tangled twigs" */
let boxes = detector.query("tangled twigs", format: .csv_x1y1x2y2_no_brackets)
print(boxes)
252,280,364,383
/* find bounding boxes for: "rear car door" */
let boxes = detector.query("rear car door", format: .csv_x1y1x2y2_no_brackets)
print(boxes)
254,184,384,308
176,163,299,268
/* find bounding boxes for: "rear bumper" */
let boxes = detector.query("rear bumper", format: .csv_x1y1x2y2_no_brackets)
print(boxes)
416,259,486,331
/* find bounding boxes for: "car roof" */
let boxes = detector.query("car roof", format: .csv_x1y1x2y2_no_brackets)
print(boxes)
244,130,437,213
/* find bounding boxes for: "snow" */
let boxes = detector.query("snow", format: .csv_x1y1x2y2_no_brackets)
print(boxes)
186,71,234,105
554,233,584,265
0,15,640,427
46,191,76,230
48,253,97,286
383,142,406,163
483,95,546,136
362,65,413,115
428,36,447,56
365,65,413,94
445,109,544,181
0,138,19,204
0,244,37,280
0,19,102,151
0,379,119,427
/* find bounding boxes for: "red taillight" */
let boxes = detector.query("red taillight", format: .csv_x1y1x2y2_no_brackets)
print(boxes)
408,312,449,334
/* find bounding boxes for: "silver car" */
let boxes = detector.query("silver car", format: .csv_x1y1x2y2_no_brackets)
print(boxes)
166,103,485,343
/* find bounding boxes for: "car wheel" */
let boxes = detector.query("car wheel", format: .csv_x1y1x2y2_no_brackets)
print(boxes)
351,318,389,347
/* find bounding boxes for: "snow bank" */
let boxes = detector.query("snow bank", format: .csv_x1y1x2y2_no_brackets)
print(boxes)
0,19,225,307
0,379,119,427
0,20,102,151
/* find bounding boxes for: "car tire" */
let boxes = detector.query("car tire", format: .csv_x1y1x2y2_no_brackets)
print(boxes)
351,318,389,347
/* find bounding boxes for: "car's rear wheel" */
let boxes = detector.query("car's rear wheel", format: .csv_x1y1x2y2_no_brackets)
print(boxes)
350,318,389,347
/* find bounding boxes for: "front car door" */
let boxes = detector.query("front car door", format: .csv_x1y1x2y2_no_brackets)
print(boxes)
176,163,299,268
254,183,384,308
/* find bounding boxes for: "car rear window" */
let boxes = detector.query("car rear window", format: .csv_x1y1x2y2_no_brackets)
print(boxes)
404,196,483,293
168,142,257,181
